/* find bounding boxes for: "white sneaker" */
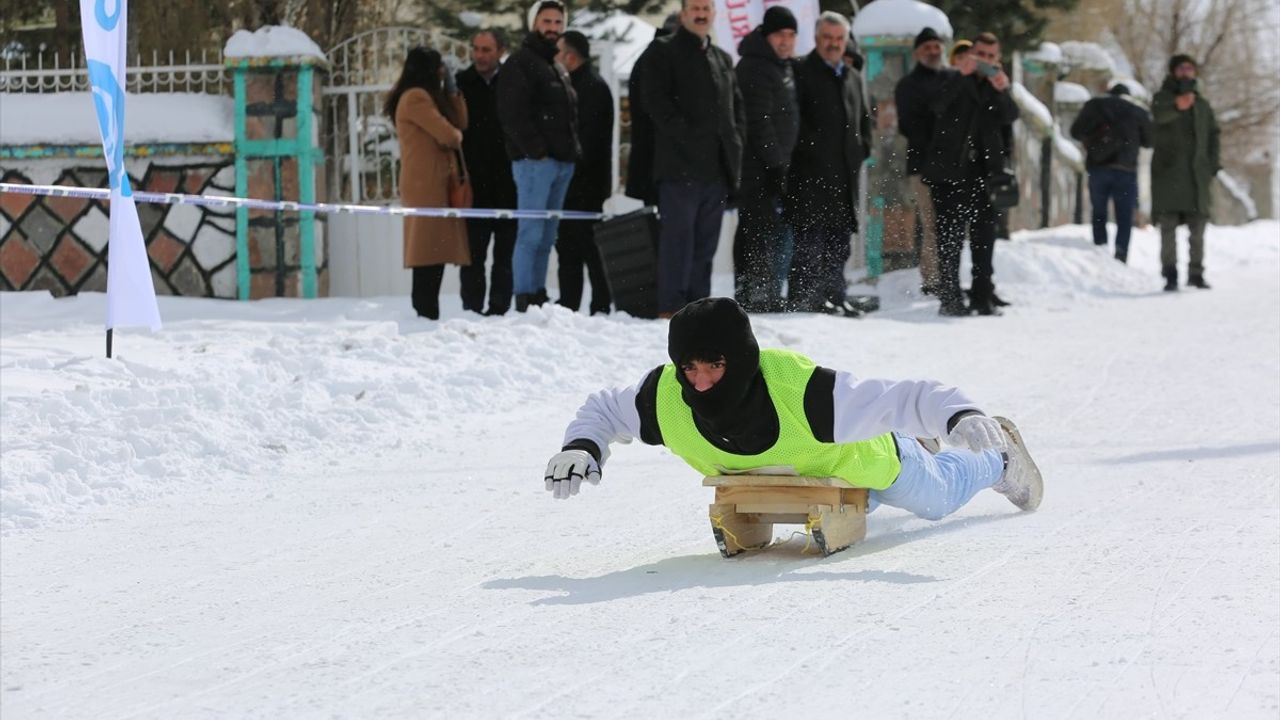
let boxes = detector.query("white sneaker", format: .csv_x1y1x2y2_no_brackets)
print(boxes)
990,416,1043,511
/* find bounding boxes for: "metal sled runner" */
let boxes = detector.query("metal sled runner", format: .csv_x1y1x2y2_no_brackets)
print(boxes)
704,475,869,557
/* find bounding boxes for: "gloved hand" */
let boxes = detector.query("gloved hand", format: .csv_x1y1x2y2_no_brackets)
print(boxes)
946,414,1006,452
544,450,602,499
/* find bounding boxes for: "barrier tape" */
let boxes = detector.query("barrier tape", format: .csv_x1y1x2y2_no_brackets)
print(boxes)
0,182,607,221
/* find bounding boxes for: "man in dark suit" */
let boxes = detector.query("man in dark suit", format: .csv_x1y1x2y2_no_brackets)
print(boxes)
784,11,871,316
642,0,745,318
555,31,615,314
457,29,518,315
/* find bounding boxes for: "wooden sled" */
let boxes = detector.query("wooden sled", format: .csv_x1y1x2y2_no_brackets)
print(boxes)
704,475,869,558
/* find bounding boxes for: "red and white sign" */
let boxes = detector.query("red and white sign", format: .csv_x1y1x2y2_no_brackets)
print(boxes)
712,0,820,64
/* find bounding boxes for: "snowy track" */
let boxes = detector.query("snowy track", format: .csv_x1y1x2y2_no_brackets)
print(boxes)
3,223,1278,718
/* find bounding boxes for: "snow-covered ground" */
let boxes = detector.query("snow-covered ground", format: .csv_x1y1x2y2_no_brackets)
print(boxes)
2,222,1278,718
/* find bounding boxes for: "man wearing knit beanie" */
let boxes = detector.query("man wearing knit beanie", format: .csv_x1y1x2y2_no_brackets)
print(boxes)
732,5,799,313
896,26,950,297
1151,53,1219,291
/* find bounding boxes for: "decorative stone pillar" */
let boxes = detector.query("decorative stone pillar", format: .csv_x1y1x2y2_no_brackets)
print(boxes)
853,0,952,278
227,47,328,299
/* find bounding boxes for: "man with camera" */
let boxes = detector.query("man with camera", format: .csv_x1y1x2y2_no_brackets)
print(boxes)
922,32,1019,317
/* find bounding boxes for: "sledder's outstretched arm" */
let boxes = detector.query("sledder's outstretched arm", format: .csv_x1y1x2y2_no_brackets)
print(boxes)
560,368,658,465
823,370,998,448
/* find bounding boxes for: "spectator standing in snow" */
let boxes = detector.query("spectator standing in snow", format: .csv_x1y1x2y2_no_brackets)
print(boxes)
643,0,745,318
1070,82,1152,263
387,47,470,320
555,31,615,315
923,32,1018,317
895,27,950,296
624,13,680,207
1150,54,1220,291
457,29,518,316
733,6,800,314
785,11,871,317
497,0,581,312
542,297,1043,529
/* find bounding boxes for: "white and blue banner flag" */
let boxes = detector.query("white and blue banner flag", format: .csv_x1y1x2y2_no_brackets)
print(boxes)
80,0,161,331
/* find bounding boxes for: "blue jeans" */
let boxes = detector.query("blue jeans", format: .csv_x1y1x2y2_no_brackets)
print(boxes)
869,433,1004,521
512,159,575,295
1088,168,1138,261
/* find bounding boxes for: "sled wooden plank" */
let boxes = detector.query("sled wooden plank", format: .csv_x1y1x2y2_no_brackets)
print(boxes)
713,486,843,507
703,476,853,488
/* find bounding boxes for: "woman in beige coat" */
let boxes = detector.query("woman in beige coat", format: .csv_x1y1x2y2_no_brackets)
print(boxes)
385,47,470,319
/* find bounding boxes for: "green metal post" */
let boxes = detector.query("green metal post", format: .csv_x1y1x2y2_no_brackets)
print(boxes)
233,69,250,300
297,64,316,298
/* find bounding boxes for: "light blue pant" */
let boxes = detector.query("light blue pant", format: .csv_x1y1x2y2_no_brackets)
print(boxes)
512,158,575,294
869,433,1005,521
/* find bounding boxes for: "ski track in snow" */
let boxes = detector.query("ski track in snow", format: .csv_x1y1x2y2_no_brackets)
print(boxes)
2,222,1279,718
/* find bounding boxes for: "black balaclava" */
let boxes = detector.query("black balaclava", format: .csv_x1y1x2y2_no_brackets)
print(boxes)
667,298,778,453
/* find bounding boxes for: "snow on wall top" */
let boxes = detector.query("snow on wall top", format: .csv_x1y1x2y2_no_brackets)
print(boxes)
1025,42,1063,65
1060,40,1115,71
1217,170,1259,221
224,25,324,60
1054,81,1093,104
852,0,953,39
0,93,234,146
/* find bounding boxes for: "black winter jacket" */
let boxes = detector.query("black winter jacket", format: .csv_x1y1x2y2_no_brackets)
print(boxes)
456,66,517,208
734,29,798,190
923,73,1019,184
784,50,871,230
565,63,615,209
1069,89,1152,172
894,63,947,176
641,27,745,190
625,41,660,203
496,32,580,163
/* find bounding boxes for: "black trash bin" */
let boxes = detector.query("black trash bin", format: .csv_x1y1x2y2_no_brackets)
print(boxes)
591,206,660,319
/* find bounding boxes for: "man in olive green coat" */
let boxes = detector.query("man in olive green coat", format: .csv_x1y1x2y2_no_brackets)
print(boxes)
1151,54,1220,291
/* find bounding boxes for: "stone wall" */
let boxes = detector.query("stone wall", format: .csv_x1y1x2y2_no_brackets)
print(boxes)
0,158,238,297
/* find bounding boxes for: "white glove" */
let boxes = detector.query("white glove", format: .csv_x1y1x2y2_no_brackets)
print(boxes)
544,450,602,500
946,414,1006,452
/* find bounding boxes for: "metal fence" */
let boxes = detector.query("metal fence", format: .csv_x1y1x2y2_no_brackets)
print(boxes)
0,49,228,94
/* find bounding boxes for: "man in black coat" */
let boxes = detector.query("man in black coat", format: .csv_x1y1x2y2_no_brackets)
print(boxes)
923,32,1019,317
895,27,949,295
1070,82,1152,263
497,0,581,312
784,12,871,315
642,0,745,317
457,29,518,316
624,13,679,206
554,31,615,315
733,7,800,314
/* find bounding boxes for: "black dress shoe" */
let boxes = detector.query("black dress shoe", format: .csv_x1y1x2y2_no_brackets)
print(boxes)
1188,275,1211,289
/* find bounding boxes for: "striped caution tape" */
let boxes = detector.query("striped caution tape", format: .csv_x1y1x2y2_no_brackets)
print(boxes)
0,182,607,221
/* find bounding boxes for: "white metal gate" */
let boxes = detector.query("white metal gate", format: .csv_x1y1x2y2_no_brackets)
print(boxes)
322,27,469,297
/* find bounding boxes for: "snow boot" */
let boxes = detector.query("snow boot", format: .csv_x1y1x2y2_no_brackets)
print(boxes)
1188,274,1211,289
990,416,1043,511
969,279,1001,316
1162,267,1178,292
515,292,545,313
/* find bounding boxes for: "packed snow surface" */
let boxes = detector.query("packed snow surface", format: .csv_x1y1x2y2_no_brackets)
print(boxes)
0,93,234,145
2,222,1279,718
